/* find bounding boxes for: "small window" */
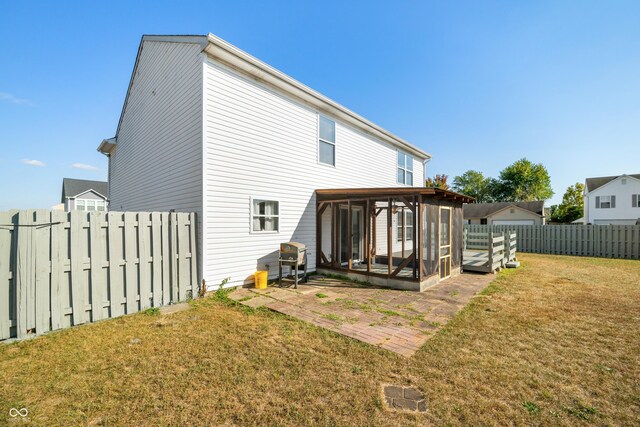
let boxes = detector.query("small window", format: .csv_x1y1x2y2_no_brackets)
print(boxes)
318,115,335,166
597,195,615,209
86,200,96,211
96,200,106,211
397,151,413,185
480,218,487,225
622,178,627,185
252,199,279,232
633,194,640,208
76,199,85,211
396,209,414,242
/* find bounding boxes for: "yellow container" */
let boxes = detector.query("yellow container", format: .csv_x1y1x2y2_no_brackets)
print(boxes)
254,271,268,289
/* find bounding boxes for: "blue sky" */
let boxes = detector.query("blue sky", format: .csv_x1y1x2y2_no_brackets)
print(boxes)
1,0,639,209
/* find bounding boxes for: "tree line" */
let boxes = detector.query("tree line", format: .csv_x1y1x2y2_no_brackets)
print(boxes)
425,158,584,223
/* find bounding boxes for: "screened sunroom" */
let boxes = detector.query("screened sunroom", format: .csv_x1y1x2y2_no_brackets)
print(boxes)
315,188,473,291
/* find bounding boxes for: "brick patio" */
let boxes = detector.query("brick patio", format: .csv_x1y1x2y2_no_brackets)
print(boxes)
228,273,495,357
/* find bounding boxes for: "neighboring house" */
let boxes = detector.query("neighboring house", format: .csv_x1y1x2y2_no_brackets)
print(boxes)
61,178,109,212
97,34,448,290
583,173,640,225
464,201,545,225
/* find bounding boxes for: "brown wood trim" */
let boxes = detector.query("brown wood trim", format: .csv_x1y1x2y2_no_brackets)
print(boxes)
318,265,421,282
413,194,418,279
391,253,415,277
401,207,405,258
371,204,377,260
317,202,329,216
347,201,352,270
316,187,474,203
316,200,322,273
320,250,329,264
387,198,393,276
399,196,416,213
331,203,337,267
365,199,371,273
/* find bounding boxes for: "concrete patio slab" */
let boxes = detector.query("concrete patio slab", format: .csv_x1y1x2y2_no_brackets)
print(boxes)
236,273,495,357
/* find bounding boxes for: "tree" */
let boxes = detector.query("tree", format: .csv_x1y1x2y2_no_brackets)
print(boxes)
550,183,584,223
425,174,449,190
496,158,554,202
452,170,493,202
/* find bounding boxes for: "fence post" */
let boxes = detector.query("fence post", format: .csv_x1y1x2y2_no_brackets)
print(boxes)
14,210,35,338
0,211,17,340
50,210,67,331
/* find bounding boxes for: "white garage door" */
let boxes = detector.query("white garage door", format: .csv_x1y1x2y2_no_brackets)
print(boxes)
491,220,535,225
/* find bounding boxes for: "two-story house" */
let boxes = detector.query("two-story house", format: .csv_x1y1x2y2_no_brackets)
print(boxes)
583,174,640,225
97,34,471,291
60,178,109,212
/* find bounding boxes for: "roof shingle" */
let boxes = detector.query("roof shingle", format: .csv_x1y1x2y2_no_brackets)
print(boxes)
463,201,544,219
61,178,108,202
585,174,640,192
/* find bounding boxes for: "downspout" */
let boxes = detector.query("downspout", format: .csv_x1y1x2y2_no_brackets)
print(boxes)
422,157,431,187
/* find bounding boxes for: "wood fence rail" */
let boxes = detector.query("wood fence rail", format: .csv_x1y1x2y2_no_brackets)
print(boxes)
0,210,198,341
464,224,640,259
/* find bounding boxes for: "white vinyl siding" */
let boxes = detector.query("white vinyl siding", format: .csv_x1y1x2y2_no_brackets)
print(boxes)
203,57,424,286
585,176,640,224
108,40,203,216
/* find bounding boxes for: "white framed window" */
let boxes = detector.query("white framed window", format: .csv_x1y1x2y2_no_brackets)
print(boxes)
632,194,640,208
96,200,106,211
76,199,85,211
397,151,413,185
596,195,615,209
251,198,279,233
396,209,414,242
318,115,335,166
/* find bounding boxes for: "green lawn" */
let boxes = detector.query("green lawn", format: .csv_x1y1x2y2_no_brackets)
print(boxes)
1,254,639,426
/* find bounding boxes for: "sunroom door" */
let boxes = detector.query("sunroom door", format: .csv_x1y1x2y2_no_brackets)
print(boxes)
439,207,452,279
339,206,364,266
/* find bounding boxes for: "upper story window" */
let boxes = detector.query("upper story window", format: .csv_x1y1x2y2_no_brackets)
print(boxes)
252,198,279,232
76,199,106,211
633,194,640,208
396,209,414,242
596,195,615,209
318,115,335,166
397,151,413,185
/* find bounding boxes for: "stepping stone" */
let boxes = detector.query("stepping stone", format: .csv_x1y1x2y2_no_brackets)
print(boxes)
239,296,273,308
382,384,427,413
159,303,190,315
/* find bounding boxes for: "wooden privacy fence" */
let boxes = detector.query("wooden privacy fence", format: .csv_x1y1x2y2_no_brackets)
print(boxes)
0,210,198,341
464,224,640,259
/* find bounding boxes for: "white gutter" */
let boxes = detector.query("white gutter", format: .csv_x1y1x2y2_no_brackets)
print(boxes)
204,33,431,160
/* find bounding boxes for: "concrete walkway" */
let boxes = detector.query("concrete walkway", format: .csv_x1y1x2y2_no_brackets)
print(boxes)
228,273,495,357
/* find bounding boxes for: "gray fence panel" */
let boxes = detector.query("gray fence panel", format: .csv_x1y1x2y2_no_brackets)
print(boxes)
0,210,198,341
464,224,640,259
